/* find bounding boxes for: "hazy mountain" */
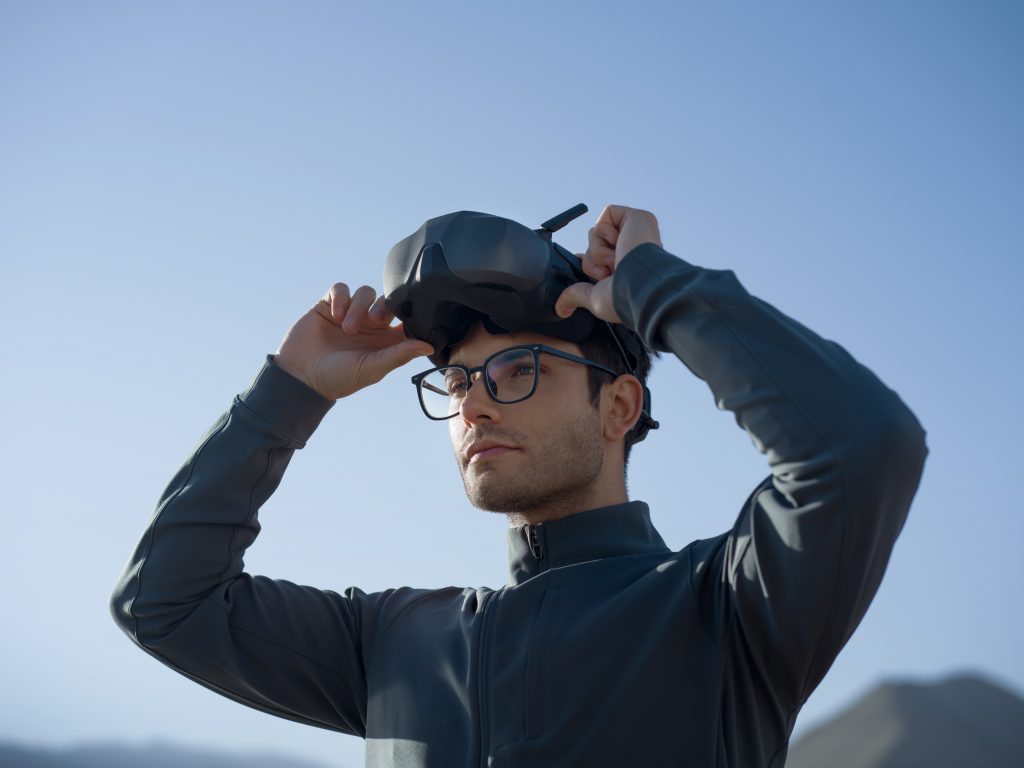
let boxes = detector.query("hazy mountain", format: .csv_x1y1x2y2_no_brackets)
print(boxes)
786,673,1024,768
4,674,1021,767
0,741,335,768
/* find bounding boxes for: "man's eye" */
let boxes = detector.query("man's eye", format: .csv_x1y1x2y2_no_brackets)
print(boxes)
512,364,535,377
447,380,468,395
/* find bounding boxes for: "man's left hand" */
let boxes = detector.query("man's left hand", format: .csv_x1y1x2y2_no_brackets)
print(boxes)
555,205,662,324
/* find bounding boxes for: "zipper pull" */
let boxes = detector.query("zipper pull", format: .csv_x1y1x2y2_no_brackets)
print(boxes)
527,524,544,560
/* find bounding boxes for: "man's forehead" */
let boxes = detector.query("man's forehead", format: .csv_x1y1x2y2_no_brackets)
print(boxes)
447,325,578,366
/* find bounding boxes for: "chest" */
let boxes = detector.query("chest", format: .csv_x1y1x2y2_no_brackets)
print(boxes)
364,554,723,767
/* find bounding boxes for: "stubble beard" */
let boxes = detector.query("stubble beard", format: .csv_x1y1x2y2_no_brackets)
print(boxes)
458,407,605,520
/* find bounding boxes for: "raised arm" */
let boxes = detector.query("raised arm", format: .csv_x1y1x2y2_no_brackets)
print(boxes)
109,284,433,734
558,206,928,713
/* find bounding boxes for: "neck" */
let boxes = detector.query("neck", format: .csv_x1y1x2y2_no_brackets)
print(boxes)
506,477,628,527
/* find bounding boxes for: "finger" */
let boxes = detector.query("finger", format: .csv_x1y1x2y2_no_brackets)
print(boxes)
578,253,611,281
582,260,610,281
343,285,377,332
587,228,616,268
593,206,626,246
367,294,395,326
327,283,351,324
368,338,435,380
592,246,616,270
588,225,612,251
313,299,336,326
596,204,630,230
595,220,619,246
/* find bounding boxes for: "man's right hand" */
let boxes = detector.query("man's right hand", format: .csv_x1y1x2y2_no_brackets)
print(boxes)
273,283,434,401
555,205,663,325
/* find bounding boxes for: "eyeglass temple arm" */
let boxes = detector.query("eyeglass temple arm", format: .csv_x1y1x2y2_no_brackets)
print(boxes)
420,380,449,397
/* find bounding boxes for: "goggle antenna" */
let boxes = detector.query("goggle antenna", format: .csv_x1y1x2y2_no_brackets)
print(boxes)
539,203,589,235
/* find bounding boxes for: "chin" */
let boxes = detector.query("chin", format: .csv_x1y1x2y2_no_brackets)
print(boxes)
463,480,507,512
462,474,527,514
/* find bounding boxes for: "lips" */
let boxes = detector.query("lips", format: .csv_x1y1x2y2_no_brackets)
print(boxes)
466,441,520,464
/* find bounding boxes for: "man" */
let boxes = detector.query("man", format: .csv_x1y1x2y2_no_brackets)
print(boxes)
111,205,928,766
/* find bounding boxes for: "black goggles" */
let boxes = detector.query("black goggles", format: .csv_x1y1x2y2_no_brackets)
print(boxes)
384,204,659,443
384,204,611,364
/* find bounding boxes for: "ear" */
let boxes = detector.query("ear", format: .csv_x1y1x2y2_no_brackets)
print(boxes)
601,374,644,443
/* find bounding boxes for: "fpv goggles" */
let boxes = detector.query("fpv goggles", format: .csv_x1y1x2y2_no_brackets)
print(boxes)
382,204,659,444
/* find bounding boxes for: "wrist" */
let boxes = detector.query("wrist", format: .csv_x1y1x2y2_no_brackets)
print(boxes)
271,354,316,391
241,356,335,445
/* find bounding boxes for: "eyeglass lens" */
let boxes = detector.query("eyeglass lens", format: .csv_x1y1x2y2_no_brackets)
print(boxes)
419,348,537,418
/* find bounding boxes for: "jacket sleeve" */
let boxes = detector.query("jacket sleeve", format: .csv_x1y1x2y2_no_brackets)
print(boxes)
612,244,928,713
109,356,401,737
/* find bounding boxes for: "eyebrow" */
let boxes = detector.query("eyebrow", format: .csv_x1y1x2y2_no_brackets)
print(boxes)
447,332,523,369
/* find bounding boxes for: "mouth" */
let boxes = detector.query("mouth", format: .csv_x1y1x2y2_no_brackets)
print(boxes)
467,446,520,464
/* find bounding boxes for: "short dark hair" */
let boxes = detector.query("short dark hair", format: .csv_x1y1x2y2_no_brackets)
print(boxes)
575,323,657,472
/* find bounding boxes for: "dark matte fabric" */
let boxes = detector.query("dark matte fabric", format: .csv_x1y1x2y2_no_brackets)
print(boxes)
111,243,928,767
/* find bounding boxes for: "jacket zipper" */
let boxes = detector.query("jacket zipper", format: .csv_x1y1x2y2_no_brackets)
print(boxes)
527,524,544,559
477,528,540,764
476,590,494,768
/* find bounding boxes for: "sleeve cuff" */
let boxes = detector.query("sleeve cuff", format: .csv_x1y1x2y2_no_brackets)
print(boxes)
235,355,335,447
612,242,703,351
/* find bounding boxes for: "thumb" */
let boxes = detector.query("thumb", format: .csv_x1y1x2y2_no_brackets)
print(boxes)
555,282,595,319
556,280,621,323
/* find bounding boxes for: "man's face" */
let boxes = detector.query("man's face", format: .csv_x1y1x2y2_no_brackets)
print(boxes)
446,322,606,519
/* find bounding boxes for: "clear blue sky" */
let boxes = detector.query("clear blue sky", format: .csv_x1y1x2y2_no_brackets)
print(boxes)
1,2,1021,766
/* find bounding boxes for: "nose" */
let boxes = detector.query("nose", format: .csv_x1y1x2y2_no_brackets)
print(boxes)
458,370,500,425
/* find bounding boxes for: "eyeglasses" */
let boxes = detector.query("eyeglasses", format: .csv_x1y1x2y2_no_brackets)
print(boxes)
411,344,620,421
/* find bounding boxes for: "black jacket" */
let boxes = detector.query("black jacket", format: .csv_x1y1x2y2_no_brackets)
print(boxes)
111,244,928,767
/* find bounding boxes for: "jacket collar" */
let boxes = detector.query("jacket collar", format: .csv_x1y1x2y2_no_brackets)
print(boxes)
505,500,669,586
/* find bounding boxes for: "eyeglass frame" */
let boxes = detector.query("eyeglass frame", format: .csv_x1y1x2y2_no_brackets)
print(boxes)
410,343,621,421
